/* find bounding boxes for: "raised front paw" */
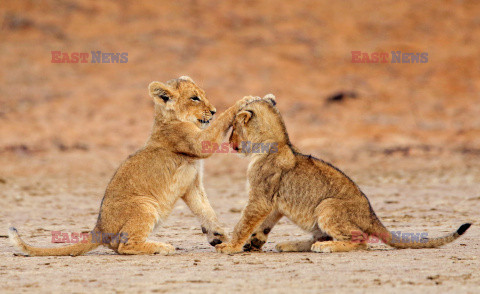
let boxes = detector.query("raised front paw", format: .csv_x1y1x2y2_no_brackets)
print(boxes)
236,95,262,109
215,243,243,254
243,95,263,104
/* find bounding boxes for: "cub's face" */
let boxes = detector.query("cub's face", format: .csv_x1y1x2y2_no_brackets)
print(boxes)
230,96,277,156
149,76,216,129
229,113,249,155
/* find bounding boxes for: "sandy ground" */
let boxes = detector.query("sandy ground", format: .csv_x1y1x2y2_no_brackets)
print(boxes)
1,154,479,293
1,0,480,293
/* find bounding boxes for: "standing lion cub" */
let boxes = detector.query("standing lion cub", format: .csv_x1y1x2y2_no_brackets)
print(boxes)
9,76,260,256
215,96,471,254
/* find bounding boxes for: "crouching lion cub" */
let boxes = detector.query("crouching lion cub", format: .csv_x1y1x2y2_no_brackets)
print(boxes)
9,76,261,256
215,95,471,254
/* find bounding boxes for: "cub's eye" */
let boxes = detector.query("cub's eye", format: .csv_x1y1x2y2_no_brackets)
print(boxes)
190,96,200,101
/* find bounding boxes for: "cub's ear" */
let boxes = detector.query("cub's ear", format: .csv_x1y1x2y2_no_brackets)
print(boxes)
236,110,253,125
149,81,173,103
263,93,276,106
178,76,195,83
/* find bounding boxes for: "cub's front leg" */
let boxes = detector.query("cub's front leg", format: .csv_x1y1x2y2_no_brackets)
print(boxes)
243,210,283,251
182,177,228,246
216,190,272,254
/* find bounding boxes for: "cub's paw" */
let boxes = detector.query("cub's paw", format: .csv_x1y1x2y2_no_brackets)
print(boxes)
155,243,176,255
242,95,263,104
243,231,268,252
236,95,262,109
215,243,243,254
310,242,332,253
201,226,229,247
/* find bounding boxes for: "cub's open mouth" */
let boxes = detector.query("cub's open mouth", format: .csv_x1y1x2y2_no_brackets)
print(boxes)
198,119,210,124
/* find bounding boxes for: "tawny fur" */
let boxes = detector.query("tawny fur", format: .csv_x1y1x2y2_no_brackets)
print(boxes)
216,97,471,254
9,77,261,256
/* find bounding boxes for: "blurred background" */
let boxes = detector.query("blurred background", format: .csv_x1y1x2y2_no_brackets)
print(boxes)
1,0,479,180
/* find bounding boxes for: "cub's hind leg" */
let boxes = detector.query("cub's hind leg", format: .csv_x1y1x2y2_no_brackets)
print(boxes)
276,239,314,252
312,198,368,253
311,240,366,253
115,206,175,255
276,230,332,252
243,210,283,251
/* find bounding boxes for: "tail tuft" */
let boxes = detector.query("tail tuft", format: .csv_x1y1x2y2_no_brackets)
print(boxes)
9,226,17,233
8,226,28,256
457,223,471,236
8,226,19,243
367,219,471,249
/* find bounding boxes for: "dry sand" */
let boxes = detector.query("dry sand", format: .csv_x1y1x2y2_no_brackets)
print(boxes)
1,155,479,293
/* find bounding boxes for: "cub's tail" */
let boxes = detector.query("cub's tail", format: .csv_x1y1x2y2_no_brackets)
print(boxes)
8,227,101,256
365,220,471,249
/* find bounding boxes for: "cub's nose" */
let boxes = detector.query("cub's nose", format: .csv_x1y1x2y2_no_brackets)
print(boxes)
210,110,216,116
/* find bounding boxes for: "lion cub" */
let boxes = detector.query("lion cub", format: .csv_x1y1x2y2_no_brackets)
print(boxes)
215,96,471,254
9,76,260,256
